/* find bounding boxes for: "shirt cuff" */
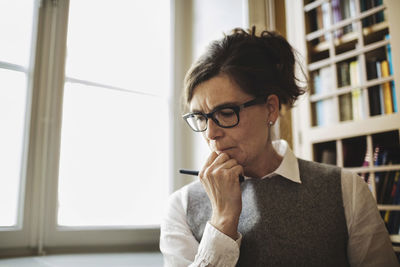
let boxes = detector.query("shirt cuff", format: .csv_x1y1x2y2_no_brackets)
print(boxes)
193,222,241,266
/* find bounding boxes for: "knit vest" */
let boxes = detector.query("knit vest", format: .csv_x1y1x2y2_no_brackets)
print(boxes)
186,159,350,267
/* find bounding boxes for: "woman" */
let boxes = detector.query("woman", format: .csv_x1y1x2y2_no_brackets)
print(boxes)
160,27,398,266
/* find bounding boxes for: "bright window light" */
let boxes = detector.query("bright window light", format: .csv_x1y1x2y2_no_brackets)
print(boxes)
0,70,27,227
65,0,170,97
0,0,33,227
58,0,171,227
0,0,34,67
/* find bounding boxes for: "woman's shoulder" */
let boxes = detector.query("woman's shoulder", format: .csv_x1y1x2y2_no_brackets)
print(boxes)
297,158,342,173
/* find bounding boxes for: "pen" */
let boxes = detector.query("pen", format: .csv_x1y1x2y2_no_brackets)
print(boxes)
179,169,245,183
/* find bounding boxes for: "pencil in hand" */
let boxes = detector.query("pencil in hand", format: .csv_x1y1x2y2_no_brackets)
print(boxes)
179,169,244,183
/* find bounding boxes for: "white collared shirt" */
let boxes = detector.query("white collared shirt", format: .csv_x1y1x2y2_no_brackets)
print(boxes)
160,140,398,267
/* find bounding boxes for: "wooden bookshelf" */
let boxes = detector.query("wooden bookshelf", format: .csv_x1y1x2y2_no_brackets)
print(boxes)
312,21,389,53
286,0,400,245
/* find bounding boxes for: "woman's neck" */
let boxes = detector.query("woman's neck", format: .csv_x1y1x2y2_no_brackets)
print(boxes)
244,141,283,178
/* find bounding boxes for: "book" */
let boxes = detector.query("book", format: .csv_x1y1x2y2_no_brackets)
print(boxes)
375,61,385,114
337,61,353,121
340,0,356,34
381,163,394,204
374,145,388,200
360,149,370,183
380,146,400,234
321,2,332,41
332,0,343,38
376,146,400,204
337,61,351,88
386,35,398,113
321,149,336,165
350,60,364,119
387,172,400,234
316,5,325,43
348,0,357,31
360,0,375,27
314,66,337,126
374,0,384,23
380,60,394,114
313,72,324,126
366,59,383,116
339,93,353,121
313,71,321,94
320,66,333,94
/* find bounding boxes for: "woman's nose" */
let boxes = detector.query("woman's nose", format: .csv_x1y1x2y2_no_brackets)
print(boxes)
205,118,223,140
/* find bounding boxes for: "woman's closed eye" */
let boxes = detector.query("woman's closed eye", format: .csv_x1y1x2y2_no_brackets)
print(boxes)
216,108,236,118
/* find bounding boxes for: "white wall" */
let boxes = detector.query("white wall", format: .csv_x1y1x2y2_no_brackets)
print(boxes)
188,0,246,174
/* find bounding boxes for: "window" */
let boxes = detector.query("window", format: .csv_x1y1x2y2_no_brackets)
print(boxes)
0,0,172,253
0,0,34,228
58,0,171,228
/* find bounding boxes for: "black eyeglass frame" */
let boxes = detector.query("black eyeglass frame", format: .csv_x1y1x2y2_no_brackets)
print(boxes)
183,97,267,132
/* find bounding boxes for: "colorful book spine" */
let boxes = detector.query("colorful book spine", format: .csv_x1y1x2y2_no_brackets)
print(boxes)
314,66,337,126
316,5,325,43
350,60,364,119
339,93,353,121
366,59,382,116
374,0,384,23
332,0,342,38
386,34,397,113
340,0,353,33
321,2,332,41
376,61,385,115
313,72,324,126
380,60,394,114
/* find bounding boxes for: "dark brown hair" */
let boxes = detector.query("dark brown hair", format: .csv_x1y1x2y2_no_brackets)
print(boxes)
184,26,306,109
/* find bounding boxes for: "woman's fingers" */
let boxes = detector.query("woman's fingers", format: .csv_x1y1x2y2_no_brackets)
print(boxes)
199,151,218,178
198,151,243,240
203,153,241,182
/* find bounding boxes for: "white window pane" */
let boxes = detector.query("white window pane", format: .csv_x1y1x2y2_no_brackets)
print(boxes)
0,0,34,67
66,0,170,96
0,69,28,227
58,83,170,226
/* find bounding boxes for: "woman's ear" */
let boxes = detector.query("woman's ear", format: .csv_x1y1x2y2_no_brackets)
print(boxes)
266,94,279,124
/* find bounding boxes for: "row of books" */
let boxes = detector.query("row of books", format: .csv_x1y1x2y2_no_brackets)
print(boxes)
313,61,366,126
366,37,397,115
313,41,396,126
314,131,398,170
366,144,400,234
374,145,400,204
381,210,400,235
367,59,397,115
313,66,336,126
309,0,385,43
311,0,354,42
361,0,385,27
336,59,357,122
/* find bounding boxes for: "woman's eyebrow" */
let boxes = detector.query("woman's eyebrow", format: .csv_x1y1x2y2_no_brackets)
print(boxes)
191,101,240,113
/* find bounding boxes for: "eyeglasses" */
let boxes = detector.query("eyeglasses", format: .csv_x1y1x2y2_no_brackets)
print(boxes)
183,97,266,132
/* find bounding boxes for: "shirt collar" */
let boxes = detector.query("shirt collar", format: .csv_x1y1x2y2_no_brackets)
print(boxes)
246,139,301,184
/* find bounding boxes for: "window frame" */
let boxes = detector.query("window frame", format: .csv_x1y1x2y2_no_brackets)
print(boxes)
0,0,175,255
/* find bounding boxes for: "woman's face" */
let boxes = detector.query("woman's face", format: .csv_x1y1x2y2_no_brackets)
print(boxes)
189,74,278,173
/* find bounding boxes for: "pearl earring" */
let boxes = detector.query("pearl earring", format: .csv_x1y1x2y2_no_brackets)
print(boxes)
268,121,274,127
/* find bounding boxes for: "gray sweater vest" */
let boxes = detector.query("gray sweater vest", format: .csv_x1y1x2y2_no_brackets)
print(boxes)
186,159,350,267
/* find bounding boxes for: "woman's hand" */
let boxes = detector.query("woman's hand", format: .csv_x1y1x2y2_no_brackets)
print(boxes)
199,151,243,240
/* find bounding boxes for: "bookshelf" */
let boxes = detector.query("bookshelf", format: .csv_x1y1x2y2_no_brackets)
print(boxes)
286,0,400,250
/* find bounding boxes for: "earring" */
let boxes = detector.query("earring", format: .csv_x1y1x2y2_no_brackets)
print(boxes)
268,121,274,127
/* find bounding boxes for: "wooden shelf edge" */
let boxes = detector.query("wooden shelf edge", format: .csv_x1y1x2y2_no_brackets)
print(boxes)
310,21,389,54
307,113,400,143
346,164,400,173
378,205,400,211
